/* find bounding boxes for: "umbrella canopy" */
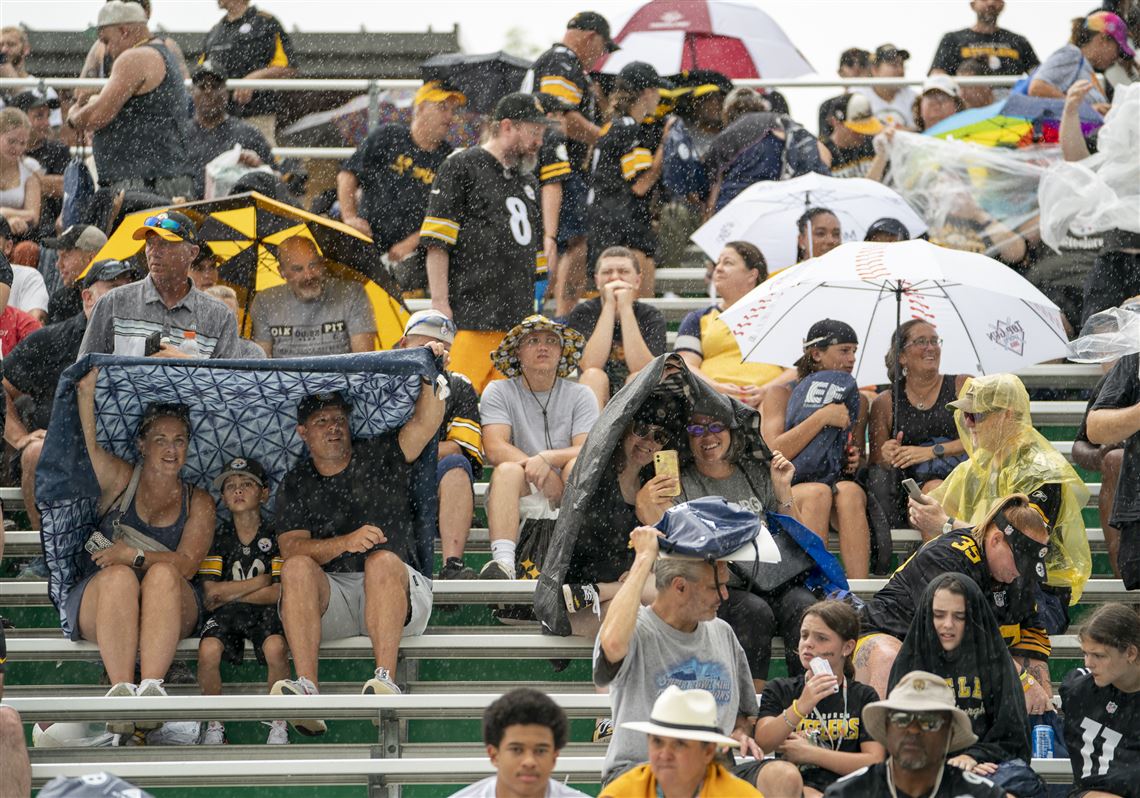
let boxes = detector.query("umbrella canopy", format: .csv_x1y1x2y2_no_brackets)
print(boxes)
598,0,813,80
718,240,1070,386
691,173,928,271
421,51,533,115
925,95,1104,148
90,192,409,349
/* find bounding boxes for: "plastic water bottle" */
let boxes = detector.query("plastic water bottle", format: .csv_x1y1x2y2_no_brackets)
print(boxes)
179,330,201,359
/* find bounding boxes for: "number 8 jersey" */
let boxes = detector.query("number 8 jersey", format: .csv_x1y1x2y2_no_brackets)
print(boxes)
421,147,545,331
1061,667,1140,797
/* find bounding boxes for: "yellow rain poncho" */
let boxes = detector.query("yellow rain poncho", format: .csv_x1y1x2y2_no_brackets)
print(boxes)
931,373,1091,602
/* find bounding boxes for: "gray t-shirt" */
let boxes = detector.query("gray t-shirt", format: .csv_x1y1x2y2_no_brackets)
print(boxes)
593,605,757,782
77,276,240,359
249,278,375,358
680,464,766,515
1035,44,1106,104
479,377,599,456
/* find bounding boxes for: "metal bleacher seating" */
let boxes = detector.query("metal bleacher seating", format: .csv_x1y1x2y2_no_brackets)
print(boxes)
0,284,1117,795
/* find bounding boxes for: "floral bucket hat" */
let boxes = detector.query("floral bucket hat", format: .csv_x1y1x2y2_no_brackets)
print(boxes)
491,314,586,378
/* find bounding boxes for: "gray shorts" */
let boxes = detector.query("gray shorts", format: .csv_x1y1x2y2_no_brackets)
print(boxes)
320,564,432,641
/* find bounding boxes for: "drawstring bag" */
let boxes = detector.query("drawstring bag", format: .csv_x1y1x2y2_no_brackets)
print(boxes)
61,143,96,228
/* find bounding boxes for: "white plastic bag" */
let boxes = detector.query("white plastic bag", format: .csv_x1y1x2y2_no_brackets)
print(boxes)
204,144,274,199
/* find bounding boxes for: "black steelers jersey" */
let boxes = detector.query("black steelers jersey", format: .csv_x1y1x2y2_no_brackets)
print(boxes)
421,147,544,331
198,518,282,586
537,129,573,186
1061,668,1140,798
525,44,598,172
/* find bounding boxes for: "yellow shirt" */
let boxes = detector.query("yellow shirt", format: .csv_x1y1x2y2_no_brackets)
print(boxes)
675,305,783,388
599,762,763,798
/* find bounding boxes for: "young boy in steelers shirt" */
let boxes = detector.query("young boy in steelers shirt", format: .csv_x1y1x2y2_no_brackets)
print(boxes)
197,457,288,745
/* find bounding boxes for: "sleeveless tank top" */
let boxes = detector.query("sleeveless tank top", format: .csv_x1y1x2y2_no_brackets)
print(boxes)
98,480,192,552
894,375,960,446
93,40,191,183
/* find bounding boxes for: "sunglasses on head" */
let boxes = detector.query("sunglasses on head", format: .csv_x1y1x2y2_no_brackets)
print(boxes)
887,711,948,732
686,422,727,437
145,214,192,239
631,420,670,445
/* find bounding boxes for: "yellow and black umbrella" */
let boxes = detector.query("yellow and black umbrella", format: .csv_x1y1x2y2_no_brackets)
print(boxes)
91,191,410,349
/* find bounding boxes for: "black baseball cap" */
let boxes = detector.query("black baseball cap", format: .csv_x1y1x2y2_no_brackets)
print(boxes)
82,258,135,288
864,217,911,242
567,10,619,52
618,61,674,92
192,60,227,86
980,496,1051,583
803,319,858,349
297,390,352,423
493,92,548,123
212,456,267,490
8,89,59,112
873,44,911,63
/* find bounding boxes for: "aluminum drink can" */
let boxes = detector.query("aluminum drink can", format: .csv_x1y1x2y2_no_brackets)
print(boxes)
1032,724,1054,758
809,657,839,692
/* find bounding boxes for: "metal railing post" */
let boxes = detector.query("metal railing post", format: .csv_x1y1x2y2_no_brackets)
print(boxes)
367,79,381,133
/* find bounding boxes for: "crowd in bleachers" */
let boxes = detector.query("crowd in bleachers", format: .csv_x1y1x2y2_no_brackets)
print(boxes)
2,1,1140,796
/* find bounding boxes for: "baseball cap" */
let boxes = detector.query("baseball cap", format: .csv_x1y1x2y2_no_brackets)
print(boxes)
535,92,574,114
803,319,858,349
832,93,882,136
864,217,911,241
402,309,457,344
297,390,352,423
43,224,108,252
976,494,1051,582
567,11,619,53
131,211,198,244
8,89,59,112
192,60,227,86
493,92,548,123
97,0,148,27
922,74,960,98
617,61,674,92
872,43,911,63
82,258,135,288
212,456,267,490
1086,11,1135,58
414,80,467,107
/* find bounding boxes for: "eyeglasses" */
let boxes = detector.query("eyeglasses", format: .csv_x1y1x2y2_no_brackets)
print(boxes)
887,711,948,732
631,421,670,445
686,422,727,437
963,410,993,424
905,336,943,349
144,214,192,240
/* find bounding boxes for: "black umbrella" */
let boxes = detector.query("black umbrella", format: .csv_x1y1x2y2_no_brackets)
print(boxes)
420,51,533,115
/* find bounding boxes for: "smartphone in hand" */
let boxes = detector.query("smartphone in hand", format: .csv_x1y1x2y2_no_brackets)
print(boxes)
654,450,681,497
901,478,923,500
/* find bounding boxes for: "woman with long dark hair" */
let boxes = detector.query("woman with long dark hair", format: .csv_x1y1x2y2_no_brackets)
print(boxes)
795,207,842,262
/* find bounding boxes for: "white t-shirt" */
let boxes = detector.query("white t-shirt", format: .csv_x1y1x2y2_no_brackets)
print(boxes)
10,265,49,316
856,86,918,129
447,776,590,798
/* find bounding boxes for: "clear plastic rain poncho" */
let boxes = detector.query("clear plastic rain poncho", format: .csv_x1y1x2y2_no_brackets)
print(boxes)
1067,301,1140,369
930,374,1091,601
1039,83,1140,253
883,131,1061,261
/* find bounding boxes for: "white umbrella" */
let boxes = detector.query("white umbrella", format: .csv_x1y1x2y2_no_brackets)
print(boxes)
691,173,928,271
718,240,1070,387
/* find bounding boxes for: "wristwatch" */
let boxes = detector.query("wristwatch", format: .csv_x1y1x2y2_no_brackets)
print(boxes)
942,517,956,536
133,549,146,568
932,443,946,458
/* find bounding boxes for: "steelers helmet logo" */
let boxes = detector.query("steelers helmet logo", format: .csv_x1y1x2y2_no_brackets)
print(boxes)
1035,562,1046,578
231,458,247,470
258,537,273,553
914,679,926,691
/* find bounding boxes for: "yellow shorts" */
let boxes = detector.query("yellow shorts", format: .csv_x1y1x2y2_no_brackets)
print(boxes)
449,330,506,394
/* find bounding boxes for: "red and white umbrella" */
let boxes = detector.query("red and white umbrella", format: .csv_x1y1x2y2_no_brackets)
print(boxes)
598,0,814,80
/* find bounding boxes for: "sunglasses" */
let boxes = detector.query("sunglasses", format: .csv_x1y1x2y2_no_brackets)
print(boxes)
145,214,192,240
887,711,948,732
686,422,727,437
631,421,670,445
963,410,993,424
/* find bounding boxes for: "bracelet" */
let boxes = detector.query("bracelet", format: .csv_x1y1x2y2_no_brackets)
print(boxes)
791,699,806,720
783,710,799,730
778,498,794,510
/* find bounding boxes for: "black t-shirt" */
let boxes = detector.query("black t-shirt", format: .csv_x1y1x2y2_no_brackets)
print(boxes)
536,128,572,186
343,124,453,250
27,139,70,232
198,516,282,586
46,285,82,326
274,433,414,572
529,44,598,173
200,5,296,117
420,147,543,331
1061,668,1140,798
589,116,660,246
186,116,274,199
3,311,85,431
825,762,1006,798
442,370,483,469
759,675,879,791
1091,354,1140,526
826,137,876,180
930,27,1040,76
567,468,638,585
861,530,1050,659
565,297,667,388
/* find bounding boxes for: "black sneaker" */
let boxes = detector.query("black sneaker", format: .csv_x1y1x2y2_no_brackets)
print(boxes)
478,560,514,580
563,583,600,614
437,557,477,580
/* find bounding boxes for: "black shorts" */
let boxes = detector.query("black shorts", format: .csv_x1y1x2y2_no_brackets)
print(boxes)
199,602,284,666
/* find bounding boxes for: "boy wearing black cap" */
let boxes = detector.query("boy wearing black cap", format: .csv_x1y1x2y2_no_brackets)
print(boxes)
197,456,288,745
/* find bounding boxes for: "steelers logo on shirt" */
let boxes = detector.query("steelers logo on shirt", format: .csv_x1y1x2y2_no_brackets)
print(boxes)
258,537,273,553
524,185,536,201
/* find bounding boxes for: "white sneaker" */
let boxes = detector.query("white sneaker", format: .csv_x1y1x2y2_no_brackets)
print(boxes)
135,678,167,732
104,682,137,737
271,677,327,737
201,721,226,745
265,720,289,745
146,721,200,746
362,667,401,696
